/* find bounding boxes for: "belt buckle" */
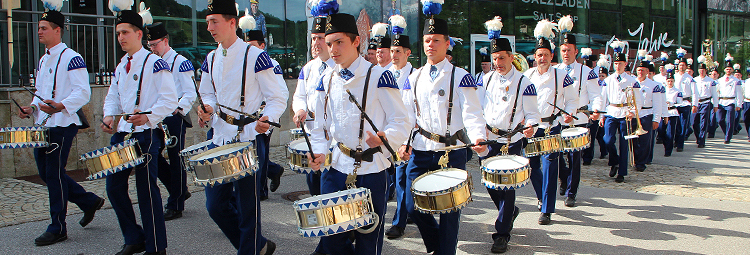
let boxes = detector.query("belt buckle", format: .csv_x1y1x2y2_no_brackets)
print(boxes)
491,127,499,135
226,114,235,125
431,133,441,142
339,143,351,156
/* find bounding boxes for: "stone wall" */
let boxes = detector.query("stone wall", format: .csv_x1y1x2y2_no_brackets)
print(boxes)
0,79,299,178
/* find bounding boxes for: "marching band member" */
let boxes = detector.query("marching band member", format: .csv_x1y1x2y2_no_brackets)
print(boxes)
674,48,693,151
101,2,177,253
594,39,643,183
307,11,411,255
196,0,287,253
733,65,744,135
715,55,743,144
653,53,669,85
661,67,680,156
580,50,602,165
691,56,718,148
524,19,577,224
475,46,492,100
366,39,379,65
146,19,197,222
21,1,104,246
553,16,600,207
399,1,487,252
384,14,415,240
371,22,393,69
742,67,750,142
593,56,611,159
477,17,539,253
633,51,663,172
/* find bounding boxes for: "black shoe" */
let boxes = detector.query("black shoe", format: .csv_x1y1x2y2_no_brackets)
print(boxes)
80,197,105,227
385,226,404,239
262,240,276,255
508,208,520,233
697,144,705,148
115,243,146,255
609,166,618,177
559,182,567,196
582,161,592,166
309,252,326,255
184,191,192,201
599,154,607,159
406,216,414,224
615,175,625,183
664,153,671,157
656,139,663,144
538,213,551,225
491,236,509,253
144,251,166,255
676,148,684,152
270,168,284,192
260,196,269,201
164,209,183,221
734,129,740,135
724,141,730,144
708,135,715,138
635,166,646,172
34,232,67,246
564,197,576,207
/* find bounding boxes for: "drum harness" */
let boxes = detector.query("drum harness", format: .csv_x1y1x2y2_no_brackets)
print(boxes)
484,71,527,155
536,68,561,135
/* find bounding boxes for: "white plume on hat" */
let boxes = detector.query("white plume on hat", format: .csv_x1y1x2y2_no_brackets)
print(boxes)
660,52,668,61
637,49,647,59
597,54,610,68
609,40,626,53
558,15,574,33
734,63,741,70
479,47,488,55
239,8,257,32
687,58,693,65
697,55,706,64
109,0,133,14
484,16,504,32
676,47,687,55
138,2,152,26
43,0,64,12
534,19,557,40
389,15,406,30
371,23,389,38
725,53,734,62
665,63,675,72
645,55,653,62
580,48,592,58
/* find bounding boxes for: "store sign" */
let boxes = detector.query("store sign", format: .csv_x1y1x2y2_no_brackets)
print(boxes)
627,22,674,53
533,12,579,22
521,0,590,9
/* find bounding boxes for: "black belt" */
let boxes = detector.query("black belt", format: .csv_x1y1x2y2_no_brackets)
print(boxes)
642,106,652,109
337,142,381,162
417,127,468,146
541,116,557,123
487,124,511,137
577,106,588,111
218,111,258,127
699,97,712,103
668,106,677,110
719,97,735,100
683,97,692,102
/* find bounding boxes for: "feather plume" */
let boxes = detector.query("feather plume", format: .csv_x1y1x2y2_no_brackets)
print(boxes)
389,15,406,35
660,52,668,61
109,0,133,14
43,0,64,12
448,37,462,51
674,59,680,65
484,16,503,40
534,19,557,40
597,54,610,68
645,55,653,62
697,55,706,64
687,58,693,65
609,40,626,53
558,15,574,33
725,53,733,62
637,49,647,59
734,64,741,70
479,47,488,56
138,2,152,26
580,48,592,59
239,8,256,32
421,0,443,16
310,0,340,17
665,64,675,72
676,47,687,58
371,23,388,38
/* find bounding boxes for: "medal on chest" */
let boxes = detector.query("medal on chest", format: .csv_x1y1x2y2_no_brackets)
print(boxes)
438,89,445,96
133,74,138,81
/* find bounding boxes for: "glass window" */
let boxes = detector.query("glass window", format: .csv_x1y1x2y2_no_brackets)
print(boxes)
591,0,618,11
514,0,554,55
590,10,620,46
652,0,676,17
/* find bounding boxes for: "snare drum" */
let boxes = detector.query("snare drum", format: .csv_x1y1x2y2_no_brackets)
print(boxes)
560,127,591,152
294,187,376,237
179,140,214,171
481,155,530,190
80,139,145,180
290,128,306,140
287,138,331,174
188,142,258,187
0,126,49,149
411,168,473,214
524,134,563,157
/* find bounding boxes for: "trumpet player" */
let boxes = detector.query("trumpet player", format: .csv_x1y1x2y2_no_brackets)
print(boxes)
593,40,643,183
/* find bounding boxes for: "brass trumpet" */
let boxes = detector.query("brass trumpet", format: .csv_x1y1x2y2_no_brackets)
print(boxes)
624,87,648,167
512,53,530,72
160,122,178,149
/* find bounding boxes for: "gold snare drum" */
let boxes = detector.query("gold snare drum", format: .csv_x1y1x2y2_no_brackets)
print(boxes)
411,168,473,214
188,142,258,187
287,138,331,174
560,127,591,152
294,187,376,237
480,155,530,190
80,139,144,180
0,126,49,149
179,140,214,171
524,134,563,157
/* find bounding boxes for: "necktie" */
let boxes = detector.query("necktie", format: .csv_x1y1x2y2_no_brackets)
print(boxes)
429,65,438,81
617,75,622,82
340,68,354,80
565,65,572,73
46,50,51,55
394,70,401,79
319,62,327,74
125,56,133,73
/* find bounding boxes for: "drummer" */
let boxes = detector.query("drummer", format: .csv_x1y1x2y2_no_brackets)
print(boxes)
195,0,287,253
553,20,600,208
19,2,105,246
307,12,411,254
100,4,177,254
477,17,539,253
524,19,577,225
399,5,487,253
691,56,717,149
633,53,663,172
146,21,197,221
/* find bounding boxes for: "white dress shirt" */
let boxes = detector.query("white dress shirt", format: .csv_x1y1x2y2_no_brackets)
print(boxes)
32,43,91,127
292,57,334,131
716,75,743,107
388,62,415,103
308,56,411,175
664,86,681,117
636,78,663,120
691,75,718,106
198,38,288,145
161,49,197,115
553,62,601,125
103,47,178,132
480,68,539,144
404,59,487,151
744,78,750,102
674,72,694,106
595,72,643,119
524,66,579,129
475,71,489,101
653,73,666,85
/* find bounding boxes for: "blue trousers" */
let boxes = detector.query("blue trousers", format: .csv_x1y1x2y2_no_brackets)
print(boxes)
34,125,100,235
717,104,737,142
106,130,167,252
386,165,396,200
406,149,467,255
319,168,388,255
603,117,631,176
529,125,560,214
694,103,713,146
647,128,657,164
256,132,283,198
390,163,409,228
582,121,601,163
559,124,586,199
634,115,654,168
675,106,691,149
480,141,523,240
743,102,750,140
157,115,189,211
660,116,678,156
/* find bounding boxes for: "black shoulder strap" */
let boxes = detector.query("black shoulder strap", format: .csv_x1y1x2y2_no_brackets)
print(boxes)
135,53,152,107
445,65,457,137
412,68,423,116
578,64,584,94
51,48,68,99
210,53,217,92
170,53,179,73
240,45,251,107
550,68,559,124
358,64,376,141
509,74,525,125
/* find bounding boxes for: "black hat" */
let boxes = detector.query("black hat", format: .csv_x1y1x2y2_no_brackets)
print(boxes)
599,67,609,75
423,18,448,36
325,13,358,36
699,63,707,70
734,64,742,74
613,52,627,62
481,53,491,62
535,38,553,53
446,49,452,56
636,60,650,69
367,39,378,50
245,30,264,43
624,65,632,72
648,62,655,73
377,37,391,49
392,35,410,49
206,0,238,17
584,59,594,68
312,16,327,34
41,10,65,29
490,38,512,54
562,34,576,45
666,70,675,80
116,10,144,31
146,22,167,40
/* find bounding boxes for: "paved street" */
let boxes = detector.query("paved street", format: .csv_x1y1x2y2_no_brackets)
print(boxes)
1,134,749,254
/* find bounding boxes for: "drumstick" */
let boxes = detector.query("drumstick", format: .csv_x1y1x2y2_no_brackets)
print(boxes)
11,97,30,118
300,120,316,157
190,75,211,126
110,111,152,117
216,103,282,128
434,124,539,151
100,119,112,130
345,89,397,157
22,87,56,109
547,102,579,120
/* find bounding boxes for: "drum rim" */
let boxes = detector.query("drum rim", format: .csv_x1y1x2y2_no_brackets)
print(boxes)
482,176,530,190
80,138,138,160
561,127,590,138
193,165,259,187
0,126,48,132
180,140,214,156
189,142,254,164
411,168,470,196
294,187,370,208
299,213,374,237
481,155,530,174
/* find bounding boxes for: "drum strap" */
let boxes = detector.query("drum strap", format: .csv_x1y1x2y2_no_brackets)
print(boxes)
50,48,67,99
578,64,584,94
487,73,525,135
445,66,457,139
170,54,179,72
355,64,376,165
134,53,152,107
545,68,559,125
413,65,460,146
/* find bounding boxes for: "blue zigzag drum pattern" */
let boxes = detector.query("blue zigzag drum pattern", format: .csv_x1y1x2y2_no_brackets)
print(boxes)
179,140,215,172
480,155,531,190
294,187,377,237
80,139,145,180
287,138,333,174
0,126,49,149
187,142,259,187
